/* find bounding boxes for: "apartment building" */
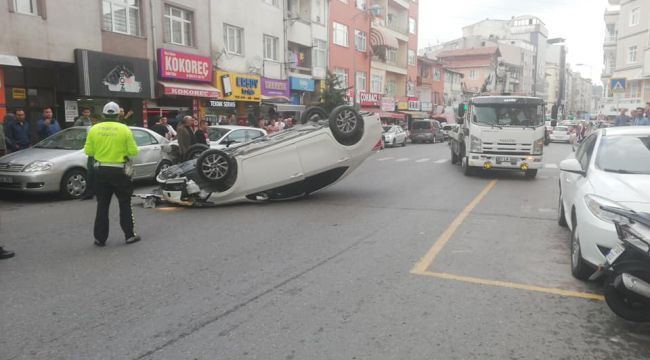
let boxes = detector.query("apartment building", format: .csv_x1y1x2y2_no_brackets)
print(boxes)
416,56,444,113
443,68,463,107
436,47,501,94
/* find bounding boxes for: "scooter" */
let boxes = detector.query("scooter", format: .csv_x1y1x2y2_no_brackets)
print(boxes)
590,207,650,322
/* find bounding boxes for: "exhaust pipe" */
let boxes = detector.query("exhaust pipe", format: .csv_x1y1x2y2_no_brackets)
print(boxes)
621,273,650,299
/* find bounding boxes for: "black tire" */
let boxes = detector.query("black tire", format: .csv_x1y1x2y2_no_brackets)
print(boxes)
558,190,568,227
571,222,593,280
60,169,87,199
525,169,538,178
196,149,237,189
604,264,650,322
154,159,173,178
300,106,328,124
462,157,475,176
184,143,209,161
329,105,364,145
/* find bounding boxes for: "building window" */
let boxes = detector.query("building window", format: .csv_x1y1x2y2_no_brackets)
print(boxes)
13,0,38,15
102,0,140,36
224,24,244,55
356,0,366,10
355,72,367,92
164,5,193,46
630,7,640,26
313,39,327,68
333,22,349,47
371,74,383,93
334,68,349,89
263,0,278,6
354,30,367,52
386,79,397,95
469,69,478,80
407,50,416,66
433,68,441,81
409,17,416,34
628,46,637,63
386,48,397,64
263,35,279,61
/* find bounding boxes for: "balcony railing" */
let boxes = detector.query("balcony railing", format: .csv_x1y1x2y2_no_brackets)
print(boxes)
604,35,617,44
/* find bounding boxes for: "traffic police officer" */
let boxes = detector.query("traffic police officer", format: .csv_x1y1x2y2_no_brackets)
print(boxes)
84,102,141,246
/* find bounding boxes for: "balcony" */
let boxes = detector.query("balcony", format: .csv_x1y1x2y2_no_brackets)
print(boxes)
287,42,313,76
603,34,617,46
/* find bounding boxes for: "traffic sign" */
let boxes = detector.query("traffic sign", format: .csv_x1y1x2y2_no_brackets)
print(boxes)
610,78,626,93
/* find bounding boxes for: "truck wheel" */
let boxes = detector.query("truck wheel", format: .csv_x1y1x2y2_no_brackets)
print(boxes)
462,157,474,176
329,105,364,146
525,169,538,179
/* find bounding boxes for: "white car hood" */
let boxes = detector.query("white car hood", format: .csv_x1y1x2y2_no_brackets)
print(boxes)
590,169,650,211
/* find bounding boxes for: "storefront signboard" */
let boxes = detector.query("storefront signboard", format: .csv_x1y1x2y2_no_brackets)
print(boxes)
64,100,79,123
214,71,261,102
75,49,152,98
206,99,237,108
289,77,315,92
158,49,212,83
408,100,421,111
12,87,26,100
420,102,433,112
381,96,395,112
261,78,290,98
359,91,383,107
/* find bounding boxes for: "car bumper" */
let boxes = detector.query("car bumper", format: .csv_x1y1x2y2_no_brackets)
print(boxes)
575,202,620,267
550,135,570,142
0,171,61,193
467,153,543,169
411,134,434,141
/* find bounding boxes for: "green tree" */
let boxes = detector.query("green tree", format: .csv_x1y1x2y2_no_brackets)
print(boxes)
319,71,350,113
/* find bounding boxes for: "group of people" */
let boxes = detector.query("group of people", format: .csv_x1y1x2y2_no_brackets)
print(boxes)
149,115,209,159
614,104,650,127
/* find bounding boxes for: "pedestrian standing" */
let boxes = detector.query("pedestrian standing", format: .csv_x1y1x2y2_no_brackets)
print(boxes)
37,106,62,141
74,107,93,126
0,120,6,156
7,109,31,151
84,102,141,247
150,117,170,138
194,120,209,145
176,115,196,160
614,109,630,127
161,116,176,139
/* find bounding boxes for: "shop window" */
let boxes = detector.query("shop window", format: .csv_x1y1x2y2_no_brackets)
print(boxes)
224,24,244,55
102,0,140,36
164,4,193,46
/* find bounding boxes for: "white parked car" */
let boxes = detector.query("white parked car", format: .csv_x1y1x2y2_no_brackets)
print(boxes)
152,106,383,206
558,127,650,280
382,125,407,147
170,125,267,161
549,125,571,143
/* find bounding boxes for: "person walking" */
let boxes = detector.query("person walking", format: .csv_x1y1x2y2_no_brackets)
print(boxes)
37,106,62,141
84,102,141,247
74,107,93,126
7,109,31,151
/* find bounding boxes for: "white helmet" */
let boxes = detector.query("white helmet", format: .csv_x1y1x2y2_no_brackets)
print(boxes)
103,101,120,115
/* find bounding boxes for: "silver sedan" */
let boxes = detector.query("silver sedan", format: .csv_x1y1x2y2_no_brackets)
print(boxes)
0,126,172,199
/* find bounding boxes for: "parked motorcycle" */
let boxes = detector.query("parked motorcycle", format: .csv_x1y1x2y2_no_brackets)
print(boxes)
590,207,650,322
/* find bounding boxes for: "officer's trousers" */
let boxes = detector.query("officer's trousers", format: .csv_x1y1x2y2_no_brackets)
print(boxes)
94,167,135,242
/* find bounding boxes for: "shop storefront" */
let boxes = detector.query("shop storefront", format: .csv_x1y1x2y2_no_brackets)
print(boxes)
75,49,152,127
358,92,405,126
260,77,303,121
152,49,219,126
213,70,261,126
289,76,316,105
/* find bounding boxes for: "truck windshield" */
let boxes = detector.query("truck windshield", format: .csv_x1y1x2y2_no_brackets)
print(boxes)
473,104,544,127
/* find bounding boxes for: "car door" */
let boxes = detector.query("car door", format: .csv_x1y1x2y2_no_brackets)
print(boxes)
245,129,265,141
130,129,162,179
562,134,598,226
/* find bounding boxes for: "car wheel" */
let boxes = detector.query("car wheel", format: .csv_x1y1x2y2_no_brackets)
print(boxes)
196,149,237,189
558,190,568,227
155,159,173,178
392,139,397,147
462,157,475,176
300,106,328,124
60,169,87,199
184,144,209,161
525,169,537,178
604,264,650,322
570,222,593,280
329,105,364,145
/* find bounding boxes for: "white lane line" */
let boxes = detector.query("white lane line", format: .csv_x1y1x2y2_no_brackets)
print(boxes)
544,163,558,169
416,158,431,163
396,158,410,162
434,159,449,164
377,157,394,161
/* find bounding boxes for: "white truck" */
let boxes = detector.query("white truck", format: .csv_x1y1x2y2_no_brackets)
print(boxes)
448,96,546,178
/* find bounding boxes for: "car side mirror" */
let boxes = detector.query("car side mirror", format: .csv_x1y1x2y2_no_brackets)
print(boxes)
559,158,585,176
457,103,466,118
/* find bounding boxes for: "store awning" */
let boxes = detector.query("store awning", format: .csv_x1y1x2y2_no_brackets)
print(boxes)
159,81,221,98
370,27,399,49
399,111,430,119
0,54,21,67
261,95,292,103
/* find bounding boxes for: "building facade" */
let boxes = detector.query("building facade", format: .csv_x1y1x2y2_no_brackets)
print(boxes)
436,47,501,94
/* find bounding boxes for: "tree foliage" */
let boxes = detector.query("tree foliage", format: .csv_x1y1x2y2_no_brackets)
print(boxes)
319,71,351,113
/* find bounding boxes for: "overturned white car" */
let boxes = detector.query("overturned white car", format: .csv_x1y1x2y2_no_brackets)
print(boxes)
149,106,383,207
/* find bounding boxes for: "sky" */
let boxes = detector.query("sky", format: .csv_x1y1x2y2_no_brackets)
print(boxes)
417,0,609,84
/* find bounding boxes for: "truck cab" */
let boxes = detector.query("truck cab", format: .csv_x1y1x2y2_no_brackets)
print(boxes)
449,96,546,178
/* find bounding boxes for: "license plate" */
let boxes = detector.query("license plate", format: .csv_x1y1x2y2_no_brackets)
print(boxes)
496,156,510,163
606,243,626,264
0,175,12,183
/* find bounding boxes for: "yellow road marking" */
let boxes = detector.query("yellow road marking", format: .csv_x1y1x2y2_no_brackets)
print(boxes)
410,180,497,274
418,271,604,301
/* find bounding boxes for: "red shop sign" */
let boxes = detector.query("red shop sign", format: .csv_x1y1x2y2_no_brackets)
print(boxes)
158,49,212,82
359,91,383,107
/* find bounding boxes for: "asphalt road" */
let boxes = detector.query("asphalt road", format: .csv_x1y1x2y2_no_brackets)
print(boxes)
1,141,649,360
